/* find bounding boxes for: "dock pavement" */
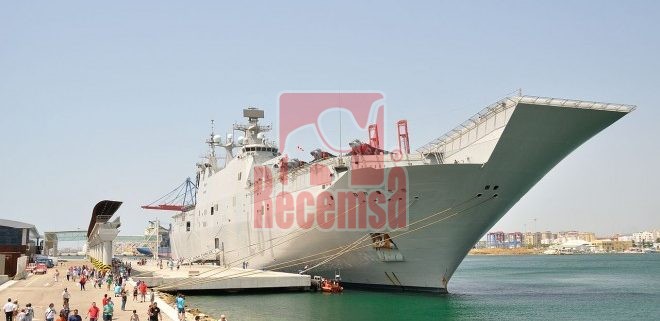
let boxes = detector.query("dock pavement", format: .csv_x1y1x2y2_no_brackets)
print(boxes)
130,260,310,292
0,259,181,321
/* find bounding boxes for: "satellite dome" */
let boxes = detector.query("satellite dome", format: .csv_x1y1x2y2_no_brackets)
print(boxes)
213,135,221,143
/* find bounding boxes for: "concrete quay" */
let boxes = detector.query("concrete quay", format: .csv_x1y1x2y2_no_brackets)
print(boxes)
0,259,177,321
130,260,311,293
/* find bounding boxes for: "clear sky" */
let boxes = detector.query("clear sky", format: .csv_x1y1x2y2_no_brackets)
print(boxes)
1,1,658,237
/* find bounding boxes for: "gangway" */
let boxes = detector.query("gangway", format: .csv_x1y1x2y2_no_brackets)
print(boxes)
43,231,88,256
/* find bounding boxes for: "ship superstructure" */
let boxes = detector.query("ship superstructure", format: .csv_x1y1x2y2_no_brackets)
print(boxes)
162,95,633,292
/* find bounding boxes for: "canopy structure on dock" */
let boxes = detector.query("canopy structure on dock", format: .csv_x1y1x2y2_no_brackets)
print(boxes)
86,200,122,267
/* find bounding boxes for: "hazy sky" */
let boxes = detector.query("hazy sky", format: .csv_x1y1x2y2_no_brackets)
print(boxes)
1,1,658,237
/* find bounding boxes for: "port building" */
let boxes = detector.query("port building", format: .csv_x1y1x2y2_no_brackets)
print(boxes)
0,219,40,277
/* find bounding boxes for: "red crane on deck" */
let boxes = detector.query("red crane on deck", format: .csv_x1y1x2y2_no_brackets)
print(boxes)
397,120,410,154
368,123,381,148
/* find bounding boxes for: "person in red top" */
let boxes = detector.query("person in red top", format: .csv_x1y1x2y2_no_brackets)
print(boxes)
86,302,99,321
138,283,147,303
79,276,87,291
101,295,109,307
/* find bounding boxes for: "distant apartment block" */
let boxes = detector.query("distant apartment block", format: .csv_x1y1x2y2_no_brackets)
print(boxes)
483,228,656,251
632,231,656,244
523,232,542,247
486,231,523,248
540,231,555,245
616,234,633,242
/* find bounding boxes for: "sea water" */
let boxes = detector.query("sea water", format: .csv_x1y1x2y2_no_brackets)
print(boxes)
184,254,660,320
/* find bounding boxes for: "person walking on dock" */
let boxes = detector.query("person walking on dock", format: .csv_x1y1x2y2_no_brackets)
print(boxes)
148,303,161,321
12,301,19,318
24,304,33,321
129,310,139,321
15,309,26,321
132,286,138,302
138,283,147,303
54,270,60,282
4,299,16,321
175,294,185,321
44,304,56,321
62,289,70,308
120,290,127,311
102,299,113,321
148,290,154,305
59,304,69,318
66,309,81,321
79,276,87,291
86,302,99,321
105,276,112,291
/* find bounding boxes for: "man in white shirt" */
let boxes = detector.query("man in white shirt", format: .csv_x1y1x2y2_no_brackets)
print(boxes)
44,303,56,321
4,298,17,321
61,289,70,307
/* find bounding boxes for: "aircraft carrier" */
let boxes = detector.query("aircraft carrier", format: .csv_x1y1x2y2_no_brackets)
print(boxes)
157,95,633,292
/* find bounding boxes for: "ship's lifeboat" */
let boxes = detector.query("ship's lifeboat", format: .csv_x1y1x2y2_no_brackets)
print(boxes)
320,280,343,293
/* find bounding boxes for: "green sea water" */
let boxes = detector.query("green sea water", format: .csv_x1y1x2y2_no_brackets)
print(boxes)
185,254,659,320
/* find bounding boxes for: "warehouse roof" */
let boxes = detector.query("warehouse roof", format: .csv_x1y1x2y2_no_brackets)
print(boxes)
0,218,40,236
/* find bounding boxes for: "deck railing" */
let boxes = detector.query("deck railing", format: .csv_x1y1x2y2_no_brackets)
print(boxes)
417,96,519,159
417,95,636,160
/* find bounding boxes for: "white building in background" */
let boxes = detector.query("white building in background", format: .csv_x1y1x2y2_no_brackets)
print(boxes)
632,231,655,244
617,235,633,242
553,231,596,244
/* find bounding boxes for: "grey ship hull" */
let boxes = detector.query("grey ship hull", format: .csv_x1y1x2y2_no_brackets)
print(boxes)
169,97,633,292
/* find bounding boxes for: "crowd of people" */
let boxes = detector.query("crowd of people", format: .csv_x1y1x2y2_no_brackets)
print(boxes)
49,262,134,292
3,299,32,321
3,260,228,321
3,262,165,321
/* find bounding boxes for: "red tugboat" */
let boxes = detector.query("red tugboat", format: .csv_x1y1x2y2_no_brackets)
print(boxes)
320,279,344,293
